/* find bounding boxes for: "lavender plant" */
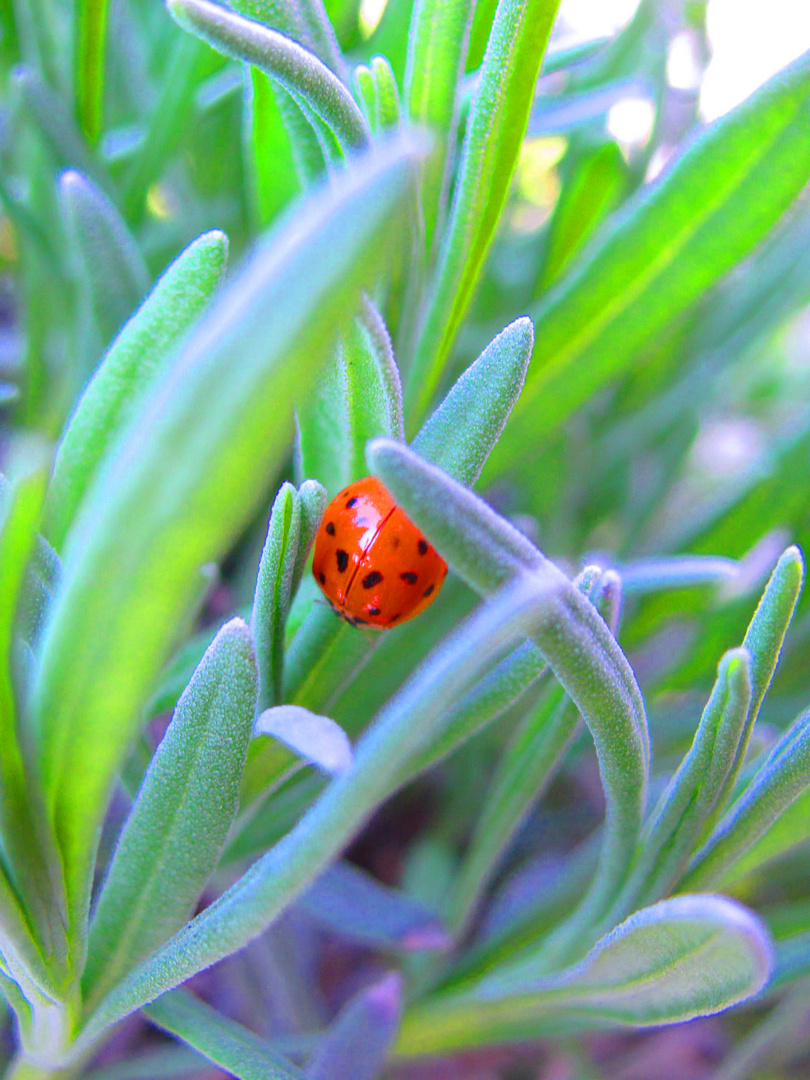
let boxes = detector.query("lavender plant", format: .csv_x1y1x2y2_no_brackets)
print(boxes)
1,0,810,1077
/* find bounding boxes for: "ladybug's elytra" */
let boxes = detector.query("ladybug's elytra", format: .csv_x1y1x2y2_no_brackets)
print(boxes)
311,476,448,629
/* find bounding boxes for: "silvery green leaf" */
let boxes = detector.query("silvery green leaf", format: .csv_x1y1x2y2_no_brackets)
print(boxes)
405,0,561,418
58,170,150,356
145,990,303,1080
412,317,533,488
370,56,401,131
254,705,352,774
306,973,402,1080
34,132,424,964
74,575,562,1044
169,0,370,153
251,483,301,709
45,230,229,551
298,861,449,952
683,705,810,891
368,438,648,965
396,896,773,1056
291,479,327,600
82,619,258,1008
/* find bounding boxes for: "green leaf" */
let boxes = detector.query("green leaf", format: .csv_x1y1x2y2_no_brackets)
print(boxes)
305,973,402,1080
713,545,804,818
534,139,627,294
74,574,564,1044
412,316,533,488
33,132,425,963
718,786,810,887
448,568,604,937
169,0,370,154
144,990,303,1080
58,170,150,358
244,68,302,228
45,230,229,552
682,705,810,892
74,0,110,143
606,648,752,920
404,0,562,420
487,51,810,470
396,896,773,1056
0,443,69,988
254,705,352,774
370,56,400,131
404,0,474,249
82,619,258,1009
367,439,648,969
251,483,300,708
344,298,404,475
291,479,327,599
298,861,449,951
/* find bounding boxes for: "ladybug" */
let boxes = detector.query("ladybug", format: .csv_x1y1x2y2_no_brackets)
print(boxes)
311,476,448,629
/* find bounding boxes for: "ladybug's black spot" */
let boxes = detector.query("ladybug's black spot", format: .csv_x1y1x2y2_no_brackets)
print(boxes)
423,584,434,598
325,522,336,535
346,496,358,508
391,613,401,622
391,536,401,549
368,606,381,616
319,572,326,584
353,616,368,626
401,571,417,584
418,539,428,555
362,570,383,589
336,549,349,573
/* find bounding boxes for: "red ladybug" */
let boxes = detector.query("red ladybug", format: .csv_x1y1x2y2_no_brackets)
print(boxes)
311,476,447,629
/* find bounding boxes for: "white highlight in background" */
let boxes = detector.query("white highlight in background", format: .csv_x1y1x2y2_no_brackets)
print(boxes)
607,97,655,149
701,0,810,120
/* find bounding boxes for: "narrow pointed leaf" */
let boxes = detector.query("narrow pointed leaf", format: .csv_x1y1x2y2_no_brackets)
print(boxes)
368,439,648,967
169,0,370,153
397,896,773,1056
682,706,810,891
251,484,300,708
145,989,303,1080
245,69,302,228
298,861,449,951
291,480,327,599
405,0,561,419
345,298,404,475
74,575,562,1043
82,619,258,1008
74,0,110,143
412,316,533,488
488,51,810,469
306,973,402,1080
45,230,229,551
608,648,752,918
404,0,473,247
34,133,425,960
254,705,352,774
58,170,150,352
371,56,400,130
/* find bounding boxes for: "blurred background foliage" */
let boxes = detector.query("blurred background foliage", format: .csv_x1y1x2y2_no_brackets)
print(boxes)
2,0,810,1075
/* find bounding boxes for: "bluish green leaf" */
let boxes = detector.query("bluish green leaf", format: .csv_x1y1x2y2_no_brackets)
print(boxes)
345,297,404,474
367,439,648,969
404,0,474,249
487,51,810,470
404,0,562,420
298,861,449,951
254,705,352,774
412,316,533,488
58,169,150,358
607,648,751,920
370,56,400,131
291,479,327,599
74,0,110,143
244,68,302,228
45,230,229,552
682,705,810,891
145,990,303,1080
306,973,402,1080
251,483,300,708
396,896,773,1056
33,132,425,963
82,619,258,1009
169,0,370,153
74,575,564,1043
